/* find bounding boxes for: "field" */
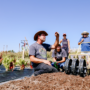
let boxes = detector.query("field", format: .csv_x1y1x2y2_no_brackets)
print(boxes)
0,72,90,90
0,50,81,63
0,51,54,63
1,51,90,90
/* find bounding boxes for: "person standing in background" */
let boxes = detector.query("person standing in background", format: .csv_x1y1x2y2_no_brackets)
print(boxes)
78,31,90,65
60,33,70,59
78,31,90,52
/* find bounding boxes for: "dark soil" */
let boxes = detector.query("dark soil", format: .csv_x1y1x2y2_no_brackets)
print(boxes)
0,72,90,90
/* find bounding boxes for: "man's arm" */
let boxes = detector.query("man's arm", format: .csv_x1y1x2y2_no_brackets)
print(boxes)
59,40,62,44
29,45,51,66
53,58,56,62
67,40,70,53
78,38,84,45
30,55,51,66
52,50,56,62
51,32,59,49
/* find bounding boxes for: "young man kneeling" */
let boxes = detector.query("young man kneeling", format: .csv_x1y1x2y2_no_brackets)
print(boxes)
29,30,59,76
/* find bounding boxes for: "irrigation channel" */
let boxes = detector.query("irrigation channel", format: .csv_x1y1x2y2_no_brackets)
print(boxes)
0,65,34,84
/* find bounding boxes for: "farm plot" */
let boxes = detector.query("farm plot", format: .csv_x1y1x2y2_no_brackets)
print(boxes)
0,72,90,90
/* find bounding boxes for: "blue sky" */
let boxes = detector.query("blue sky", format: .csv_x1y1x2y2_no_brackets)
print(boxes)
0,0,90,52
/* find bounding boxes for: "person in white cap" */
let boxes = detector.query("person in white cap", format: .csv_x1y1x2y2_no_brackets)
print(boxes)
78,31,90,52
29,30,59,76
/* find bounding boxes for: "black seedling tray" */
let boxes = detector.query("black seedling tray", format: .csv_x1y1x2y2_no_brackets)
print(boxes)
0,65,34,83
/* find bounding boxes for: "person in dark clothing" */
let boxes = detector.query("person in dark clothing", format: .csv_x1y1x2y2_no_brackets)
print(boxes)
29,30,59,76
52,44,67,70
60,33,70,59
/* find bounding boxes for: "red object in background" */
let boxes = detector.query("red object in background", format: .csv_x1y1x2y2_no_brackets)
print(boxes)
22,64,25,68
9,62,13,70
24,41,26,47
9,66,13,70
30,65,33,69
0,53,2,59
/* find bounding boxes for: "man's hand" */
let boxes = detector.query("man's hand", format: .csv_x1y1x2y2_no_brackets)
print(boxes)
55,61,59,65
56,61,59,64
53,60,56,62
78,38,84,45
81,39,84,42
68,50,70,53
51,32,59,49
43,60,51,66
55,32,59,38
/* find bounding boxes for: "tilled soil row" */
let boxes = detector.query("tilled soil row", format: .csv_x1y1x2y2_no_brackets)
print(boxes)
0,72,90,90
